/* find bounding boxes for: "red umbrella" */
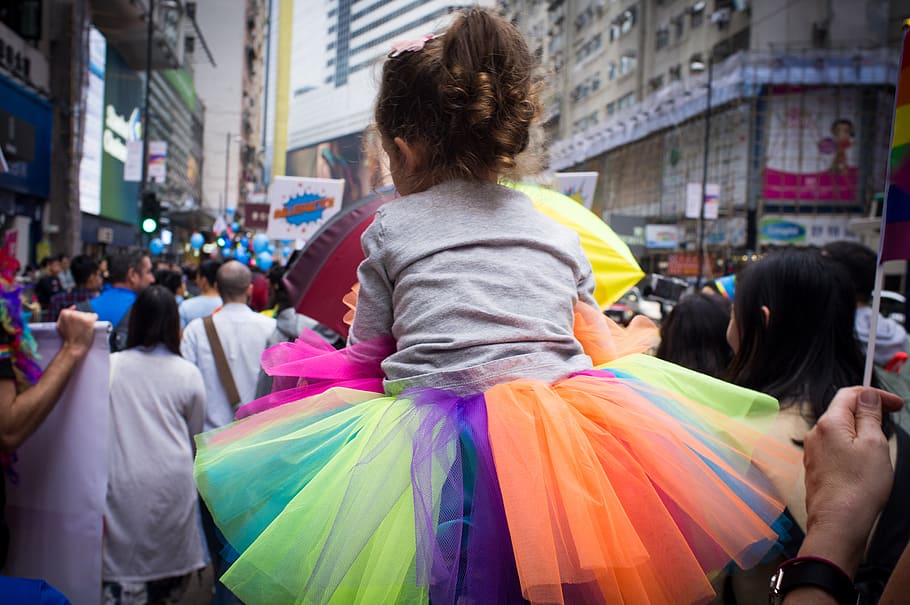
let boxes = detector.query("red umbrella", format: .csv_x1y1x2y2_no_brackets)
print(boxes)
283,186,397,337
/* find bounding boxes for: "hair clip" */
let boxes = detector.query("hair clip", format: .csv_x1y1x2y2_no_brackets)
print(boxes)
388,34,438,58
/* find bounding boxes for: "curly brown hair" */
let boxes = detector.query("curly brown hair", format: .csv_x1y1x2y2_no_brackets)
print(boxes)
374,8,542,191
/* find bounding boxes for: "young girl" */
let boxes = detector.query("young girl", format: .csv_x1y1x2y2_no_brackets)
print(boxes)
195,9,796,604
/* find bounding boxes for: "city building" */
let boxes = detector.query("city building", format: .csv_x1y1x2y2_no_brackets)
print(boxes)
503,0,910,281
281,0,493,205
0,0,213,262
0,2,53,267
194,0,266,219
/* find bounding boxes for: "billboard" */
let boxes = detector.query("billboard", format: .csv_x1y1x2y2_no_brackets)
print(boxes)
285,129,390,206
759,215,859,246
763,86,861,204
79,28,107,215
99,45,143,224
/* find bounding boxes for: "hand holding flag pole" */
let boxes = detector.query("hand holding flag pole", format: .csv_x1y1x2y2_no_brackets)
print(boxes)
865,19,910,386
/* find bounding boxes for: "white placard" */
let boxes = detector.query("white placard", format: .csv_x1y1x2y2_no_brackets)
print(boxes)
123,140,143,182
148,140,168,184
266,176,345,242
4,323,110,605
685,182,720,220
553,172,598,209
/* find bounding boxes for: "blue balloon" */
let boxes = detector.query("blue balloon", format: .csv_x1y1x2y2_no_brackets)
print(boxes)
231,221,241,232
257,251,274,270
226,207,236,216
149,238,164,255
222,247,233,258
239,236,250,249
190,233,205,250
281,246,291,257
252,233,270,254
234,249,249,264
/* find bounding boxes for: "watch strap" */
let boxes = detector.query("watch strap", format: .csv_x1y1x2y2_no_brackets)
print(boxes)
771,556,858,605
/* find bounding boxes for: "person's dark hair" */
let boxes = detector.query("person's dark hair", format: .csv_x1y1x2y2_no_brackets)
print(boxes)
725,248,888,432
266,264,294,313
656,292,733,378
821,240,876,304
374,8,541,191
197,259,222,288
107,250,148,284
831,118,855,137
126,285,180,355
154,269,183,295
39,257,50,269
70,255,99,286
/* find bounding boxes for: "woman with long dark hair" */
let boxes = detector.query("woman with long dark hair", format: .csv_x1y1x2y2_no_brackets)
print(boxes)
723,248,908,604
103,285,211,603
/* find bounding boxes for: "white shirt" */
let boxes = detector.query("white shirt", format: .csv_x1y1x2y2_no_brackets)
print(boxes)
104,346,206,582
178,294,223,328
181,303,276,431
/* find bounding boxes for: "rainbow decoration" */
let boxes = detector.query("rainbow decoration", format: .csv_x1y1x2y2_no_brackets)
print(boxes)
881,21,910,263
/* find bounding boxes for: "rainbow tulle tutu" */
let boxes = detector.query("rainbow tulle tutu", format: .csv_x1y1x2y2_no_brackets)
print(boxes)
194,306,798,604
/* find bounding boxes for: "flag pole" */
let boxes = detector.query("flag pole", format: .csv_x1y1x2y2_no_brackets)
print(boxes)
866,19,910,386
864,266,885,386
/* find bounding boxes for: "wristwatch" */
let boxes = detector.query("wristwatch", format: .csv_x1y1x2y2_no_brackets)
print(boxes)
768,556,860,605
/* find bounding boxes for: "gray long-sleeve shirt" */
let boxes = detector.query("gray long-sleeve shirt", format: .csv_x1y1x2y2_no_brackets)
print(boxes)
349,179,597,395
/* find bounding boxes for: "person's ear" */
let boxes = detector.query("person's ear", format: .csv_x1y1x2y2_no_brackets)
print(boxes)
760,305,771,327
393,137,419,173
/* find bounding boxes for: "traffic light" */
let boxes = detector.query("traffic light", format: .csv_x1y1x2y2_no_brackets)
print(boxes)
141,191,161,234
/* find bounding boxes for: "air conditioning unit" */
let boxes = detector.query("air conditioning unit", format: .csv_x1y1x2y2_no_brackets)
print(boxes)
711,8,731,25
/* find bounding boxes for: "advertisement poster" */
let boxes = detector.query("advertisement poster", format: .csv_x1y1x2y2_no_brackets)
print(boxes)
286,129,390,206
78,27,106,214
685,182,720,220
4,324,110,605
645,224,680,249
763,87,861,203
148,140,167,183
759,215,859,246
100,45,143,224
553,172,598,209
266,176,344,241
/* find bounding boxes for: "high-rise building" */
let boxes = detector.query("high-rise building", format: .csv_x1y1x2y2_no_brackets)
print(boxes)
281,0,492,205
504,0,909,278
194,0,266,216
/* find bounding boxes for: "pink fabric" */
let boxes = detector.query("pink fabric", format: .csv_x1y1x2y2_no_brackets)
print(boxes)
235,329,393,419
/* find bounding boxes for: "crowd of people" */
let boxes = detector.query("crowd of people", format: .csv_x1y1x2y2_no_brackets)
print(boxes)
1,7,909,605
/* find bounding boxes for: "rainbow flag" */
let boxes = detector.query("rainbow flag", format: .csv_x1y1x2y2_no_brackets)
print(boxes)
881,22,910,263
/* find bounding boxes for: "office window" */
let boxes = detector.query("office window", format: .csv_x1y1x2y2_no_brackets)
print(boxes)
655,26,670,50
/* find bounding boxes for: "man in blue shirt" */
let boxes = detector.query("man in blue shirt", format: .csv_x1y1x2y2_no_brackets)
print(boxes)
79,251,154,351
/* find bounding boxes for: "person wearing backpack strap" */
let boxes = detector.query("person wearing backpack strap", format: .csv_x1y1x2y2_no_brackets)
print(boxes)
82,251,155,353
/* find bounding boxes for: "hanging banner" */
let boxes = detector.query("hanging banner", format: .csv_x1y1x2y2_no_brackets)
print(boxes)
763,86,861,204
553,172,598,209
4,323,110,605
123,140,143,182
147,140,167,183
266,176,344,241
685,182,720,219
